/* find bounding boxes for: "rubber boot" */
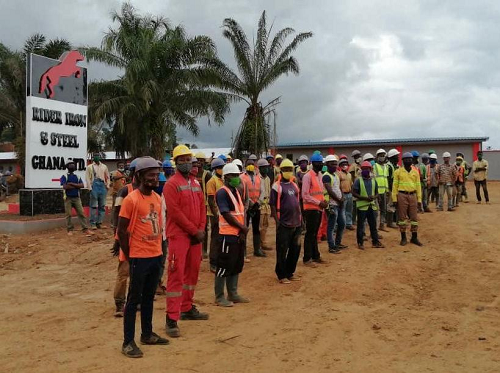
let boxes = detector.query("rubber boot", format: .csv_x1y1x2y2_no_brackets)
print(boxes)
226,275,250,303
253,233,266,257
400,232,407,246
386,212,397,228
410,232,423,246
214,276,233,307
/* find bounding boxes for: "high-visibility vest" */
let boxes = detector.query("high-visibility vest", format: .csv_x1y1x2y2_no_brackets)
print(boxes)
356,178,378,211
322,171,339,202
373,163,388,194
303,170,324,211
241,173,261,203
274,180,300,220
218,186,245,236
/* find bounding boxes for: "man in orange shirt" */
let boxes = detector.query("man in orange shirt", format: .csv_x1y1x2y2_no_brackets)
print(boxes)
111,161,127,228
117,157,168,358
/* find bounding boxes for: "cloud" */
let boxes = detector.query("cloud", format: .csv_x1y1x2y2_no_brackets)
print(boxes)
1,0,499,148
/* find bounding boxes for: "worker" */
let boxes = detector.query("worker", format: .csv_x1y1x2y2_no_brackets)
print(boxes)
374,149,389,231
86,153,110,230
386,149,400,228
110,161,127,228
363,153,375,166
241,155,266,257
473,151,490,204
392,152,423,246
426,154,440,207
338,155,354,230
257,158,272,251
349,150,362,227
194,152,212,259
266,155,276,184
218,154,228,164
456,152,471,202
454,156,465,208
270,159,302,284
226,154,233,163
420,153,431,212
352,161,384,250
163,145,208,339
274,154,283,181
437,152,457,211
117,157,168,358
206,158,226,271
323,155,346,254
158,159,174,195
233,159,251,263
302,153,328,267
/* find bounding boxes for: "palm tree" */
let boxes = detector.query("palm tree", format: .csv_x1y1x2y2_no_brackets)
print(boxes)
84,3,230,159
210,11,312,158
0,34,71,172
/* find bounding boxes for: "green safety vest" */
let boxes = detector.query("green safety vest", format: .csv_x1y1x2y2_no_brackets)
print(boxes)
373,163,388,194
356,178,378,211
323,171,339,202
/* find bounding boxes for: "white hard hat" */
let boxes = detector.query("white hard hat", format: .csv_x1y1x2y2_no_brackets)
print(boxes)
232,159,243,167
443,152,451,158
298,155,309,162
256,159,269,167
222,163,241,176
362,153,374,161
430,154,438,160
324,154,339,163
376,148,387,155
387,149,400,158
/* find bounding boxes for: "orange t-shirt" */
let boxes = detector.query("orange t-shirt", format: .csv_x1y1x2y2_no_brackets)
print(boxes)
119,190,162,258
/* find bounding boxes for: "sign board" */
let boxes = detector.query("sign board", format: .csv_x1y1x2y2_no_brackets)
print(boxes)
25,51,88,188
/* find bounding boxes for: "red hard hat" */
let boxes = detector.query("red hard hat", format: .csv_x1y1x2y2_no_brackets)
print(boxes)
361,161,372,169
339,154,348,160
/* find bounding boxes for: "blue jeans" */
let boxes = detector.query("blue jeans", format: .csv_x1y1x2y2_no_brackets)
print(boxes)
90,179,107,226
343,193,353,227
327,205,346,249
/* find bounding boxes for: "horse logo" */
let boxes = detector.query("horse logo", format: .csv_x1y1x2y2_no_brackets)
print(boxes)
39,50,85,99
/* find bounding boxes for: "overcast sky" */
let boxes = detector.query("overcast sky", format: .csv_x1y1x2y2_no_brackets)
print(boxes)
2,0,499,149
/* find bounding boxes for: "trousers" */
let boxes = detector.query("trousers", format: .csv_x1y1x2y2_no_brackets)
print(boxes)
343,193,353,227
438,184,454,209
356,207,378,245
303,210,322,262
123,256,161,344
209,215,220,267
474,180,489,202
275,225,301,280
428,186,439,206
377,193,387,225
421,185,428,210
166,235,202,321
215,235,245,277
64,196,88,231
90,180,107,226
114,259,129,307
260,212,270,248
158,240,168,287
326,205,345,248
397,193,418,233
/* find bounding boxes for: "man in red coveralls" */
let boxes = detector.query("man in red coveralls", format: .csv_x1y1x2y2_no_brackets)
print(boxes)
164,144,209,338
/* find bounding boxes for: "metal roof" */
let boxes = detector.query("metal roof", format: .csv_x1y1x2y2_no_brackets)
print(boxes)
277,136,489,148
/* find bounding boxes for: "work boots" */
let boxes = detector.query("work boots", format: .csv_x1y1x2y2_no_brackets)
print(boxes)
214,276,233,307
165,316,180,338
410,232,423,246
400,232,408,246
226,275,250,303
253,233,266,257
180,305,209,320
386,212,397,229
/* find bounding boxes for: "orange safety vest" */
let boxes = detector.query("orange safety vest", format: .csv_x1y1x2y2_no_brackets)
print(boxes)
218,186,245,236
241,173,261,203
303,170,324,211
275,180,300,220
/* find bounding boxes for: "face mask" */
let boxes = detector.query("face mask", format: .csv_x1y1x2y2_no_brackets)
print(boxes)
370,160,375,166
246,165,255,172
229,177,241,187
355,158,361,164
282,171,294,180
215,168,223,176
341,164,349,171
327,165,337,173
430,159,437,165
361,170,371,178
164,168,174,176
259,167,268,176
93,156,100,163
403,159,413,168
312,163,323,173
118,167,124,172
177,163,192,175
299,163,307,171
190,166,198,176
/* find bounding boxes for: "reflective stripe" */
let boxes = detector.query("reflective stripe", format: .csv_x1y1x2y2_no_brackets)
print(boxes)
191,186,202,192
219,186,245,235
166,292,182,297
182,284,196,290
410,221,419,226
356,179,377,211
177,185,191,191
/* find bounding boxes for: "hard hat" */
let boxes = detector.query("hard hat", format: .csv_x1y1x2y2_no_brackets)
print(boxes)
275,154,283,159
222,163,241,176
191,156,198,163
429,149,436,154
248,154,257,160
339,154,348,160
411,150,420,157
310,153,324,162
456,156,463,161
351,150,361,157
130,158,139,171
361,161,372,169
387,149,400,158
194,152,206,160
376,148,387,155
173,144,192,160
226,154,232,160
421,153,429,159
429,154,438,160
298,155,309,162
218,154,227,161
211,158,225,169
232,159,243,168
402,152,413,159
256,159,270,167
280,159,294,169
266,154,274,159
362,153,374,161
162,159,172,168
339,158,348,164
443,152,451,158
324,154,339,163
135,156,162,173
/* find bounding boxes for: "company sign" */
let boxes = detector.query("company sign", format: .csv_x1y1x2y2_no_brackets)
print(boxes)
25,51,88,188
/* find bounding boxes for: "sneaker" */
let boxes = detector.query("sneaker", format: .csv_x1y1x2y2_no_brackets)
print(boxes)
91,225,98,230
165,317,180,338
215,297,234,307
372,241,385,248
180,305,209,320
140,332,170,345
357,244,365,250
328,247,341,254
337,244,348,249
122,340,143,358
279,278,291,284
303,260,318,268
114,305,124,317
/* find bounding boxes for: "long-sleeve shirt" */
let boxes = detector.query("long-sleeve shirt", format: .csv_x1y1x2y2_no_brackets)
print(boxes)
437,163,457,185
301,170,324,207
472,159,488,181
85,162,110,189
392,167,422,203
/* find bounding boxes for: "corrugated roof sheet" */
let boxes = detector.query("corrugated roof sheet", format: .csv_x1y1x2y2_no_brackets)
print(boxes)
277,136,489,148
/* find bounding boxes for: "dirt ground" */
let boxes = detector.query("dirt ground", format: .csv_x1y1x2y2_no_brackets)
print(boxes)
1,181,499,373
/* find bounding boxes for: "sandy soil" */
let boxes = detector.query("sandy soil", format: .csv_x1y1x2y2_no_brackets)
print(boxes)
1,181,499,373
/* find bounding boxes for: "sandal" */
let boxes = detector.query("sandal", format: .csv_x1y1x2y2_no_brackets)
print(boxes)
279,278,291,284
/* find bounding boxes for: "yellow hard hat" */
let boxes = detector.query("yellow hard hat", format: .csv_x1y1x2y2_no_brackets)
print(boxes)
226,154,232,160
275,154,283,159
173,144,192,160
195,152,206,160
280,159,294,168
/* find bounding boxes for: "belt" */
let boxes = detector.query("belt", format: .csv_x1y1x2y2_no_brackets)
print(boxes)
398,191,416,195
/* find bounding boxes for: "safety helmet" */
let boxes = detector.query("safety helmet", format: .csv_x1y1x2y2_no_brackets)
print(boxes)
339,158,348,165
339,154,348,160
191,156,198,163
402,152,413,159
456,156,463,161
275,154,283,159
429,149,436,155
130,158,139,171
256,159,270,167
248,154,257,161
324,154,339,163
429,154,438,160
172,144,192,160
387,149,400,158
310,153,324,162
298,155,309,162
280,159,294,169
211,158,225,169
226,154,232,160
361,161,372,169
194,152,206,160
351,150,361,157
162,159,172,168
443,152,451,158
376,148,387,155
362,153,374,161
135,156,162,173
411,150,420,157
218,154,227,161
222,163,241,176
232,159,243,168
266,154,274,159
421,153,429,159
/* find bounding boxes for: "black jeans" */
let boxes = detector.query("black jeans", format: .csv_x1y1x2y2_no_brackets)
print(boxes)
356,207,379,245
303,210,322,262
124,255,162,345
209,215,220,267
474,180,489,202
275,225,301,279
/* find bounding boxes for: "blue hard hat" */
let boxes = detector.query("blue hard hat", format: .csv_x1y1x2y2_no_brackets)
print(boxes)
162,159,173,168
211,158,226,169
402,152,413,159
218,154,227,161
129,158,139,171
310,153,324,162
411,151,420,157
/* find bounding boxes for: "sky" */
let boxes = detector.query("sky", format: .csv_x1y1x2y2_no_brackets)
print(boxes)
1,0,499,149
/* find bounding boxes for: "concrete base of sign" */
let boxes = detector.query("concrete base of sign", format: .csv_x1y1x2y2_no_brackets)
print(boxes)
19,189,90,216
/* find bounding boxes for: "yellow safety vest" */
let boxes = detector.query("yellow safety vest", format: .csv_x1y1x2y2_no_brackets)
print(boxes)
356,178,378,211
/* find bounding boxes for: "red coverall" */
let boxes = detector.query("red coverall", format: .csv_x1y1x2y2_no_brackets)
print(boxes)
163,172,206,321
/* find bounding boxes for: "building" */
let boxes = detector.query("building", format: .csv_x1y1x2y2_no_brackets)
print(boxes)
483,150,500,180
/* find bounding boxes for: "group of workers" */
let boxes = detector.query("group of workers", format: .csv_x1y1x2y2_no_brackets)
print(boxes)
58,145,490,359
